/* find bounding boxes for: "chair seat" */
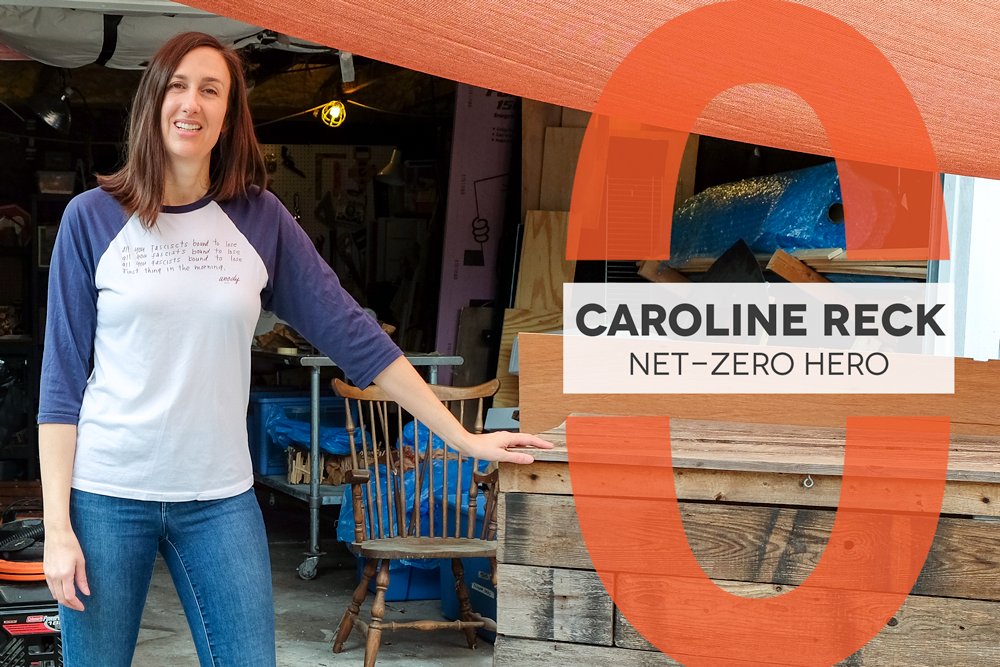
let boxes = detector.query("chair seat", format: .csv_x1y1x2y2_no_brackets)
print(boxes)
350,537,497,560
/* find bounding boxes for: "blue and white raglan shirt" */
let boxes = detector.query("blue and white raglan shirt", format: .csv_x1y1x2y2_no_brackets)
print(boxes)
38,186,403,502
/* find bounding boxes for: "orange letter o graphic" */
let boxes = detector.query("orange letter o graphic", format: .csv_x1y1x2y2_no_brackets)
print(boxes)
567,0,948,263
566,2,952,665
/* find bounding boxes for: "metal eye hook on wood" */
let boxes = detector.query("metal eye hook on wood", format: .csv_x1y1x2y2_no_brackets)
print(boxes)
803,475,815,489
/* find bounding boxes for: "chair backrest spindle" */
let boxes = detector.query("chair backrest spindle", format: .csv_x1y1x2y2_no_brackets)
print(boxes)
368,402,387,538
466,457,478,539
375,400,400,539
466,398,485,538
424,420,435,538
343,399,359,471
390,403,405,538
356,404,376,540
409,409,422,537
441,425,449,537
342,399,368,543
456,402,466,537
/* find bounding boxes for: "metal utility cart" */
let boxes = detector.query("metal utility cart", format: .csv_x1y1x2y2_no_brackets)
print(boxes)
251,352,463,579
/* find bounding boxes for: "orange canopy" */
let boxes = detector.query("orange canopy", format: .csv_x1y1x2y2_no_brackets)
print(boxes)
186,0,999,180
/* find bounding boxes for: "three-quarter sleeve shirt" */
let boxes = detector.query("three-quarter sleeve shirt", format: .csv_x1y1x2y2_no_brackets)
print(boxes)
38,186,402,501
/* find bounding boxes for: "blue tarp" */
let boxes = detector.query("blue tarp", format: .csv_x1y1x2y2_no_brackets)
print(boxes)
263,403,355,455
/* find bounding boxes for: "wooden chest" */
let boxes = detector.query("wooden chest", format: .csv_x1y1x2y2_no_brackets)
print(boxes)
494,333,1000,666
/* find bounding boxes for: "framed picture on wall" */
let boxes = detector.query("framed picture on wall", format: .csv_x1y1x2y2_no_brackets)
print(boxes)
38,225,58,268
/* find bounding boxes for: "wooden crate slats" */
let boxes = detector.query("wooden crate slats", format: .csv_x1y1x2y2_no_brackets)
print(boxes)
518,333,1000,437
524,418,1000,484
501,462,1000,517
505,333,1000,664
499,461,573,495
496,597,1000,665
494,635,691,666
496,563,613,645
498,492,1000,602
498,492,592,570
613,586,1000,666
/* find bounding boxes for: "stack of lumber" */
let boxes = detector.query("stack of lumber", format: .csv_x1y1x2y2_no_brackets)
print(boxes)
495,101,587,408
667,248,928,280
507,101,700,407
495,417,1000,666
286,446,353,486
521,100,588,218
494,210,576,410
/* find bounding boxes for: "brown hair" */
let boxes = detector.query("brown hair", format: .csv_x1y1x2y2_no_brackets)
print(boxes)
98,32,266,227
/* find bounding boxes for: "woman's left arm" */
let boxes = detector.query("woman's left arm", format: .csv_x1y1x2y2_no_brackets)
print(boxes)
372,357,553,464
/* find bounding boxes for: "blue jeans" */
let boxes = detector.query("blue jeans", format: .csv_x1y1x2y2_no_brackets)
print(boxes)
60,488,276,667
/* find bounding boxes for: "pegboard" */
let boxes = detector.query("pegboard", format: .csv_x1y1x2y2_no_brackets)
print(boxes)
259,143,395,273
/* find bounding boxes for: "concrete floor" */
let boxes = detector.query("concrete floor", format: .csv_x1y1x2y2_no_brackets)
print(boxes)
130,488,493,667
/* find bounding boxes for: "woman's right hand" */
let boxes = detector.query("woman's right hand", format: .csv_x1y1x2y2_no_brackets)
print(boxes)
43,526,90,611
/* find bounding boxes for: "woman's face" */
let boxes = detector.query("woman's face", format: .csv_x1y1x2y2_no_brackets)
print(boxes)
160,46,231,170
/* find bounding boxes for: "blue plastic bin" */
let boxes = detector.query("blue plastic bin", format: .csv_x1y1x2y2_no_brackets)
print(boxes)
439,512,495,641
355,557,441,602
247,391,347,476
439,557,496,642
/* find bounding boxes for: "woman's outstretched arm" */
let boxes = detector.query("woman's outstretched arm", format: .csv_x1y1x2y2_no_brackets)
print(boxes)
371,356,553,464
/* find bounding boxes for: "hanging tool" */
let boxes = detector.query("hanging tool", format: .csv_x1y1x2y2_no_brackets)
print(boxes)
281,145,306,178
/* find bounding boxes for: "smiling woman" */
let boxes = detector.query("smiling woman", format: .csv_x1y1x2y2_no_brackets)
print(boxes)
158,46,231,198
36,30,549,667
96,32,265,228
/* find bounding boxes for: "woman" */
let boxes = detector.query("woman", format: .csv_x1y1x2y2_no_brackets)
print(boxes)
39,31,549,667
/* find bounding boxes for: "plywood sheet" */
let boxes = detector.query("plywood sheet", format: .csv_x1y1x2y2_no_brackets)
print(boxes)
451,306,494,429
514,211,576,310
561,107,592,128
522,99,564,220
494,310,562,408
539,127,586,211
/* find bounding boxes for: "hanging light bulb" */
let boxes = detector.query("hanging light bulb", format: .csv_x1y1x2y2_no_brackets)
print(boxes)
315,100,346,128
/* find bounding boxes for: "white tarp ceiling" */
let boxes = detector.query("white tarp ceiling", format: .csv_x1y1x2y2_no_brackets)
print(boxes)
0,2,330,69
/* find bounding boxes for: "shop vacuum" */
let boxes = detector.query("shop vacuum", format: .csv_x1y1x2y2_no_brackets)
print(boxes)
0,501,61,667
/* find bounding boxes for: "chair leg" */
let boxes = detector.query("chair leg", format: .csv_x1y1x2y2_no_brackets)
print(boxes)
334,557,377,653
452,558,478,649
364,559,391,667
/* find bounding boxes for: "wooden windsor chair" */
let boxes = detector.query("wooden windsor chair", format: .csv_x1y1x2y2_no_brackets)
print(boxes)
331,377,501,666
